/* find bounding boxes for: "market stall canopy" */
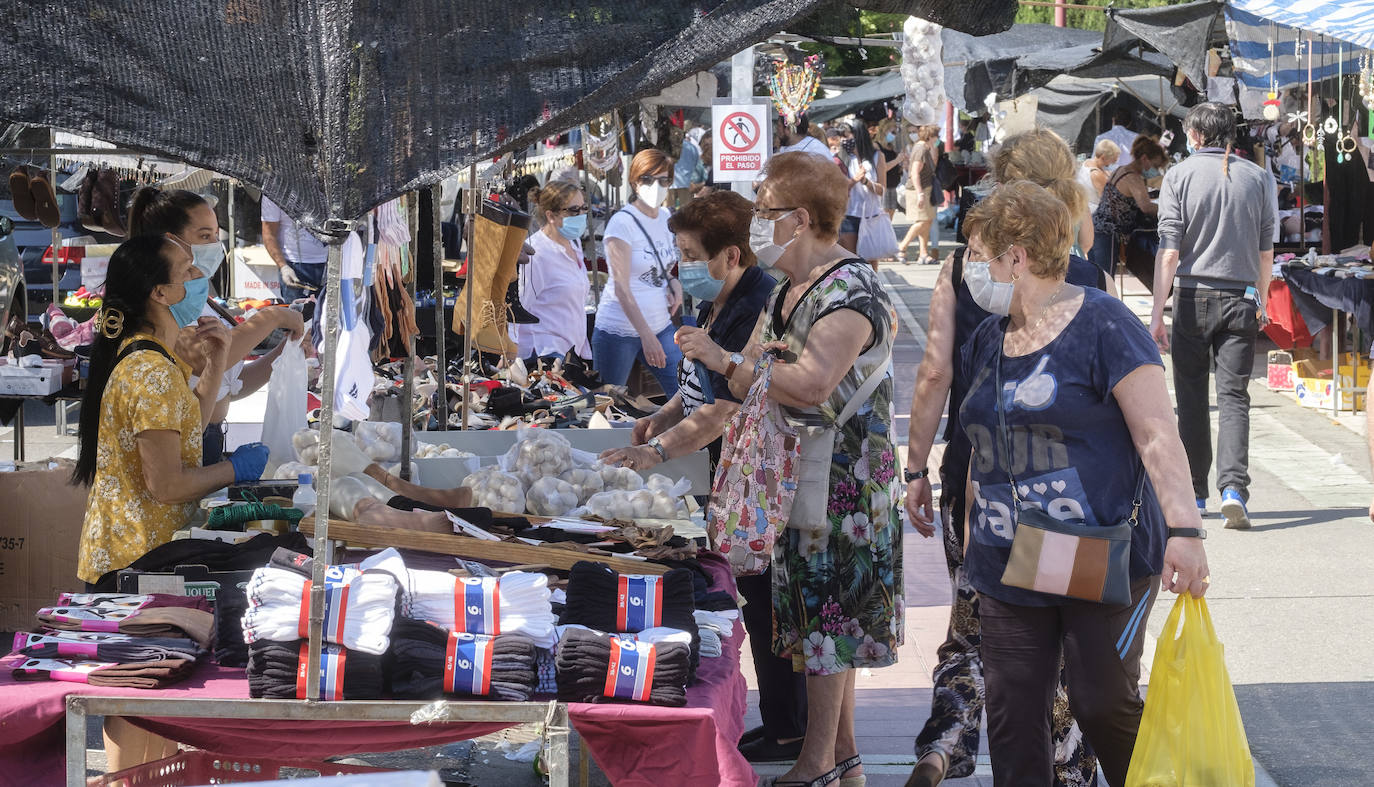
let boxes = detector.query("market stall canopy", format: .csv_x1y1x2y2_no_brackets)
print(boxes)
0,0,1017,232
1231,0,1374,51
943,24,1102,112
1225,4,1368,91
1030,73,1187,156
1102,0,1226,90
809,72,904,123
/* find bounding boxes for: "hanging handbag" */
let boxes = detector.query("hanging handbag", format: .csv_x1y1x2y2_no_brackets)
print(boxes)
786,341,893,541
706,355,798,576
993,329,1143,605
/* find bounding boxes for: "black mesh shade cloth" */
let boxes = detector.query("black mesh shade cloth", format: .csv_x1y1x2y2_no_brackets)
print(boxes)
0,0,1015,229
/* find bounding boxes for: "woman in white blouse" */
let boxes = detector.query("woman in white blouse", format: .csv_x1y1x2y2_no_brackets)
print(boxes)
517,181,591,358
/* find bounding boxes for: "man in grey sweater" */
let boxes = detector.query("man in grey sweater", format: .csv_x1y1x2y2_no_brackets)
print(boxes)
1150,103,1276,530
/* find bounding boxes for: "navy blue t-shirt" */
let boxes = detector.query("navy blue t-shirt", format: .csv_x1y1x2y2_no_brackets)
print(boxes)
958,287,1166,606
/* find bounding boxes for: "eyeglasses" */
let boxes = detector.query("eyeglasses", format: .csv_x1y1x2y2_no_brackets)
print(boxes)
561,205,588,216
752,205,798,220
637,175,672,187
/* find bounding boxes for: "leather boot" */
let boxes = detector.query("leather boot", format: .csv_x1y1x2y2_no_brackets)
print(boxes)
78,170,101,232
454,199,530,358
506,280,539,324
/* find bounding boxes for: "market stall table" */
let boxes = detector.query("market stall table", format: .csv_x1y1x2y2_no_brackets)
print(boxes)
0,554,752,787
1279,265,1374,415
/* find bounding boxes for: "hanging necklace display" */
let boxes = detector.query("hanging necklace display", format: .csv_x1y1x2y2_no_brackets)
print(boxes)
1315,37,1333,149
1359,51,1374,111
1263,23,1281,121
767,55,823,129
1336,43,1357,163
582,113,622,179
1301,36,1318,146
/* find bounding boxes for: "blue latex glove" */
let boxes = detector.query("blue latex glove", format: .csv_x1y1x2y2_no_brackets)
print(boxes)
229,442,270,483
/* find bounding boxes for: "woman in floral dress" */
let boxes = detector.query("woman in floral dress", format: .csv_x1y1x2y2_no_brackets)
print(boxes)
725,151,904,787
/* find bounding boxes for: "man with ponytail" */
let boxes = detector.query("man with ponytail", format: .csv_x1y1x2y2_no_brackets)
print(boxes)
1150,102,1277,530
71,235,270,770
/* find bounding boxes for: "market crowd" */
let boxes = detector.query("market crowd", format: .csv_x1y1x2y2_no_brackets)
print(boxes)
65,103,1256,786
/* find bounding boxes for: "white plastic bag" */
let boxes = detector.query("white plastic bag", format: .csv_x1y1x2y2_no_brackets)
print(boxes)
461,466,527,513
501,427,574,485
857,211,899,261
261,340,307,467
526,476,579,516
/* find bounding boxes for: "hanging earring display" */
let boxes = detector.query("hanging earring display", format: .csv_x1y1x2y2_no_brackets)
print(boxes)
767,55,823,128
1336,43,1356,163
1263,23,1281,121
1300,36,1318,145
1359,52,1374,110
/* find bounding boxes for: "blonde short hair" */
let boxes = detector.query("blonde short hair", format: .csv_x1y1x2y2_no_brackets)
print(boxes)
963,180,1073,279
992,128,1087,221
757,151,850,241
1093,138,1121,163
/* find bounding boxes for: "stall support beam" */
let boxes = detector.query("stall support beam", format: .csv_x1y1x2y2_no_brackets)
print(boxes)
49,128,59,308
65,695,571,787
461,133,478,431
401,193,419,480
305,231,346,700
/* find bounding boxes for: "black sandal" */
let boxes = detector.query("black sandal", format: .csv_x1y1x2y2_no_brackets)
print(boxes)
760,756,857,787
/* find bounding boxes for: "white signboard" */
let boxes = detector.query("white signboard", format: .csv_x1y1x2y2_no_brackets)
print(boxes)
231,253,282,299
712,102,770,182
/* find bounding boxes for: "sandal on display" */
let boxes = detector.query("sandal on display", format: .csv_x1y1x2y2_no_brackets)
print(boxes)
9,167,37,221
28,170,61,229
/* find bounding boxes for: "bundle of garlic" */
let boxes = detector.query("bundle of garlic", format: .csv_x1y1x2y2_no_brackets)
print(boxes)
353,421,403,463
577,487,682,521
272,461,318,481
646,474,692,518
293,428,320,465
504,430,574,486
559,468,605,504
597,463,645,492
461,466,526,513
525,476,580,517
414,442,477,460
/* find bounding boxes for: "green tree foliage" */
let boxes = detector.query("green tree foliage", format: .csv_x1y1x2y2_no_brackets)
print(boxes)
1014,0,1181,32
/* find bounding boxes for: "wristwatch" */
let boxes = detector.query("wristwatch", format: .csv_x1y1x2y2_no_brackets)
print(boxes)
1167,527,1207,540
647,437,669,462
904,467,929,483
724,352,746,379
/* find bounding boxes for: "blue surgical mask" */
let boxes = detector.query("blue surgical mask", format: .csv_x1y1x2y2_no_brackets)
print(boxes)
1186,138,1197,155
885,132,896,143
171,235,225,277
558,212,587,240
1143,167,1162,179
679,259,725,301
170,275,209,327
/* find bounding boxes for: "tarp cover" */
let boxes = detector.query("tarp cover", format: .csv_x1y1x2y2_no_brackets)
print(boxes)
1102,0,1224,90
942,24,1102,111
1231,0,1374,52
1030,74,1187,156
0,0,1016,231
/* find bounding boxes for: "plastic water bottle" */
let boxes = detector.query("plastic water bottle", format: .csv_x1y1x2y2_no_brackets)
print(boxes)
293,474,317,517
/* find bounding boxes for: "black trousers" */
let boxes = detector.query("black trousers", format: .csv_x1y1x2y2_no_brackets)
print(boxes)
980,576,1159,787
738,566,807,740
1171,288,1258,500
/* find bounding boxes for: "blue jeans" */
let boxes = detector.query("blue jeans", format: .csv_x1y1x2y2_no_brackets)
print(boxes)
279,261,325,303
592,324,682,396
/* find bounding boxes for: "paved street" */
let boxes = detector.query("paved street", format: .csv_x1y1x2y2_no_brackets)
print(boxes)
751,259,1374,786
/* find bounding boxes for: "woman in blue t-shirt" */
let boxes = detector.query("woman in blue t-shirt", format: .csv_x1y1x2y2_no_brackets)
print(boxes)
955,181,1208,785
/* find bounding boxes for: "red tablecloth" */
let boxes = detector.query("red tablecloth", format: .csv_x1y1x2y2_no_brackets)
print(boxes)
0,554,754,787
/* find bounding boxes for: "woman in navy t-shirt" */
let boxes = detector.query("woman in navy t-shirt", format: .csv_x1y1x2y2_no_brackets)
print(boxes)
956,181,1209,785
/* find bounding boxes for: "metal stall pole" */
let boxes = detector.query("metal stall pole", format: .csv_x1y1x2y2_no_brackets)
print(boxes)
49,129,59,307
225,179,236,296
304,226,347,700
400,193,418,480
461,133,478,431
433,186,449,436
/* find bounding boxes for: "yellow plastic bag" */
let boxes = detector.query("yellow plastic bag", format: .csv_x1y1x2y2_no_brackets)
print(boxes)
1126,593,1254,787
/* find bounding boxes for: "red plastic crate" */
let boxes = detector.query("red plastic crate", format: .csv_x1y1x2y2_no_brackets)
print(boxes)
92,750,391,786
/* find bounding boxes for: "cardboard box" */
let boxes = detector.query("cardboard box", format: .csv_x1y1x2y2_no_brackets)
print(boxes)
1267,350,1296,391
1293,358,1370,411
0,461,90,631
0,361,64,396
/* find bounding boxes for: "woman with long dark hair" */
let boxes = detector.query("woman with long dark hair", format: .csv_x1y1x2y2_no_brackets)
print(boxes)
836,119,883,256
127,187,304,463
72,235,269,772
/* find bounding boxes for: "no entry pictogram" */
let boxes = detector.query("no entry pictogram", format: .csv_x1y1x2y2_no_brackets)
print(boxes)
719,112,760,152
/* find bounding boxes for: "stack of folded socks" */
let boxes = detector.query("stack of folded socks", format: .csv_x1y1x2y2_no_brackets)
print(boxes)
12,631,202,662
558,561,699,677
12,656,196,688
387,618,538,702
553,627,690,707
401,569,556,649
37,595,215,648
247,640,384,699
241,547,402,655
692,609,739,659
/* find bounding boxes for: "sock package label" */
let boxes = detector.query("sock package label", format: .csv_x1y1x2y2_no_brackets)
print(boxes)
56,593,153,610
296,566,353,644
455,576,501,635
37,604,140,632
14,631,136,658
616,575,663,632
14,657,106,683
444,631,495,696
296,642,347,700
602,637,656,702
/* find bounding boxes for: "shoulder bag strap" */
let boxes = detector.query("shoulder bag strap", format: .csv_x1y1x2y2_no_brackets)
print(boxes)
115,339,174,366
619,208,671,284
995,328,1146,520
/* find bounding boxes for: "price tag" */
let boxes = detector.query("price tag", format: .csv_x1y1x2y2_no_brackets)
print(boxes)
615,575,663,632
443,632,495,696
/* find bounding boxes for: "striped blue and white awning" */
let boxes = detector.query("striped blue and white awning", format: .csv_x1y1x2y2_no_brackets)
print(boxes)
1226,4,1369,91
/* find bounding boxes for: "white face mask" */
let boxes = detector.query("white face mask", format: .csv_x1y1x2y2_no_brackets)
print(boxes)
638,182,668,209
964,248,1015,316
749,211,796,269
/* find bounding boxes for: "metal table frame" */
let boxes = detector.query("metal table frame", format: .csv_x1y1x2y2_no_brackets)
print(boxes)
65,695,571,787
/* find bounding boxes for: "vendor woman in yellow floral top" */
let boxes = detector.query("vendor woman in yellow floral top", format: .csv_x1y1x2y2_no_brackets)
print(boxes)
72,235,270,585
